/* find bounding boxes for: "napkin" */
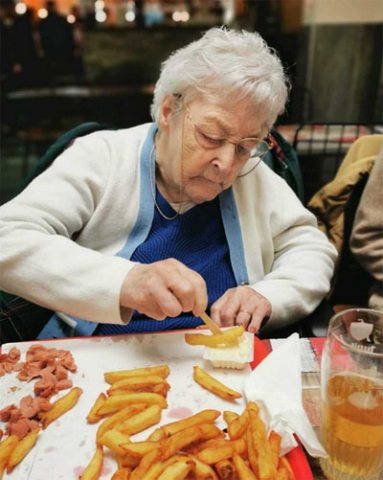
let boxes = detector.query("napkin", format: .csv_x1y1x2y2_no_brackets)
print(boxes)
244,333,327,457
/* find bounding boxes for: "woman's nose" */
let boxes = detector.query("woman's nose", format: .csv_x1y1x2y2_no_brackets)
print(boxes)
212,142,236,173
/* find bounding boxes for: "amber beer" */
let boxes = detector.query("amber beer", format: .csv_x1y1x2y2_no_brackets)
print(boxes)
321,372,383,479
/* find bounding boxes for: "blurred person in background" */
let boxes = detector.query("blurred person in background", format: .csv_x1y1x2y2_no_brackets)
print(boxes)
0,0,40,89
350,148,383,311
0,28,336,340
38,0,80,81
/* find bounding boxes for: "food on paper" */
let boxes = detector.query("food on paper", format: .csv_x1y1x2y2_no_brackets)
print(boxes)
111,466,131,480
233,453,257,480
160,409,220,437
227,408,250,439
96,392,167,416
223,410,239,426
215,458,236,478
248,405,277,479
100,429,130,456
87,370,296,480
0,348,21,377
1,348,298,479
121,440,158,458
193,366,242,401
185,326,244,347
40,387,83,428
96,404,148,445
104,365,170,384
0,344,81,476
6,428,39,473
0,343,78,443
80,447,103,480
0,435,18,478
118,404,162,435
86,393,107,424
203,331,254,369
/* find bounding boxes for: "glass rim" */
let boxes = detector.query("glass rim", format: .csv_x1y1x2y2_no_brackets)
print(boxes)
328,307,383,358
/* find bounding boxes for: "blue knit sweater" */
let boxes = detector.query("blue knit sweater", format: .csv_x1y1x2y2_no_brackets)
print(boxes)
96,188,236,334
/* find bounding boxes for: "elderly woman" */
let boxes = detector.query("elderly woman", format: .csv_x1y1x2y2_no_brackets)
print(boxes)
0,28,336,339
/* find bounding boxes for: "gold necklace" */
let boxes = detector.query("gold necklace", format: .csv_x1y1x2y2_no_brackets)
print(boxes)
149,143,181,221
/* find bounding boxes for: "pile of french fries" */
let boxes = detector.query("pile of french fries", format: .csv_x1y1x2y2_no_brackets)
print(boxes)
0,387,82,478
81,365,295,480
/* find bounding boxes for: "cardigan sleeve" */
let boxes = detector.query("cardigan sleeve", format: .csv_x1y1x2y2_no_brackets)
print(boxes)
245,170,338,331
0,134,136,325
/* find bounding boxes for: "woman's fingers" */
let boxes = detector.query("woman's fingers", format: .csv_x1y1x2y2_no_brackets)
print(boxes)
120,259,208,320
211,286,272,333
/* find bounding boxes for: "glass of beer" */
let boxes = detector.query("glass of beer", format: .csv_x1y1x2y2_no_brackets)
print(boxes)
319,308,383,480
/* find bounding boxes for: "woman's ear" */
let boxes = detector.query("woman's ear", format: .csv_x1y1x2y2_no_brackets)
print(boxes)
158,95,175,132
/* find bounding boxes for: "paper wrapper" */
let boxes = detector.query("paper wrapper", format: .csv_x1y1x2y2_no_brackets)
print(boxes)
244,333,327,457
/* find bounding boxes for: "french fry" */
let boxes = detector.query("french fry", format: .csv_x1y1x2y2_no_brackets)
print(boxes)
246,427,258,474
227,410,249,439
189,455,218,479
161,424,223,461
96,404,147,445
100,429,131,455
86,393,107,424
143,460,167,480
278,456,295,480
111,467,131,480
276,468,289,480
223,411,239,426
161,410,221,437
156,456,195,480
246,401,259,413
121,441,158,458
116,454,140,469
147,427,167,442
0,435,19,479
6,429,39,473
185,326,244,347
118,404,162,435
97,393,167,415
188,437,245,457
105,365,170,384
152,382,171,397
193,367,242,401
143,455,190,480
109,382,171,397
269,431,282,470
215,458,235,480
248,408,276,480
80,447,103,480
233,454,257,480
40,387,83,428
196,445,234,465
130,446,162,480
108,375,166,393
185,438,228,455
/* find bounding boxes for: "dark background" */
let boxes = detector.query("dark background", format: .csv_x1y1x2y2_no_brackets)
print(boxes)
1,0,382,205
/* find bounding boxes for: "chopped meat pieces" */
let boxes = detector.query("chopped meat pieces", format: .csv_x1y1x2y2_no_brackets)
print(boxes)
0,344,77,439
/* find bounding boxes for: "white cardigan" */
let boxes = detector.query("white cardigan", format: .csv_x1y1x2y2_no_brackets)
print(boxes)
0,123,337,336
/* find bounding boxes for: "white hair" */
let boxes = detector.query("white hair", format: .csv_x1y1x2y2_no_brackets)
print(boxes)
151,27,289,133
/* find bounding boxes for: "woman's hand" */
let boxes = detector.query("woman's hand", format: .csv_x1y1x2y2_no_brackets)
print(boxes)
210,286,272,333
120,259,208,320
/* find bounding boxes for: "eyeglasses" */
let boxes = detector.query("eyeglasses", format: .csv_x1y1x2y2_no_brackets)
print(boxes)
185,107,272,162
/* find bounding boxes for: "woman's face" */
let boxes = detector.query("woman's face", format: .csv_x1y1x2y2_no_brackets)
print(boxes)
156,96,264,204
